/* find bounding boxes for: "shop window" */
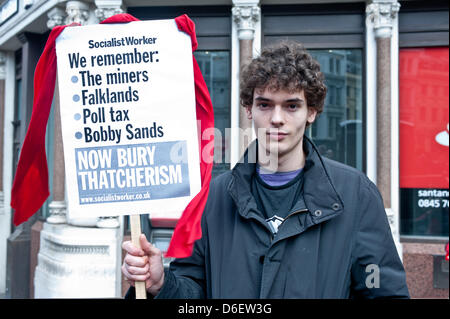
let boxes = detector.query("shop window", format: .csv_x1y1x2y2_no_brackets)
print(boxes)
12,49,21,180
261,3,365,171
194,51,231,179
399,47,449,237
308,49,363,171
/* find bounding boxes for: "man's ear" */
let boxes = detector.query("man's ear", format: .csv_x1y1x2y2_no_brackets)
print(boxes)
307,108,318,125
246,106,253,120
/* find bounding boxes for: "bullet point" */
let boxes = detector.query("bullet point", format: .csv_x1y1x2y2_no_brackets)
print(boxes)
75,132,82,139
74,113,81,121
73,94,80,102
71,76,78,83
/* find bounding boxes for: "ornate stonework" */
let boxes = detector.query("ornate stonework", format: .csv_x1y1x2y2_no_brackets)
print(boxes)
47,7,66,29
232,4,260,40
94,0,123,22
65,1,90,25
366,0,400,38
96,216,120,228
42,239,109,256
47,200,67,224
37,254,116,277
34,223,121,297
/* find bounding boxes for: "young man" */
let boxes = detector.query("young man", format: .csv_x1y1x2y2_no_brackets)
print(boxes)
122,41,410,298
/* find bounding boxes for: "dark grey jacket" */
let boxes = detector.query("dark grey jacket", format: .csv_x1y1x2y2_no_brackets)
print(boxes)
129,137,410,299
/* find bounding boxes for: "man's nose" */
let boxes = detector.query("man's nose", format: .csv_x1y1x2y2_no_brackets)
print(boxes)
270,106,285,126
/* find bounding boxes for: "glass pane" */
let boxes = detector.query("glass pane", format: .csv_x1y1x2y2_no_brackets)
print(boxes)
307,49,363,171
194,51,231,178
12,78,22,178
399,47,449,237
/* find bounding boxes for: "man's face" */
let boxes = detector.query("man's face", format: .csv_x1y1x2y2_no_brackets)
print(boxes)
247,87,317,159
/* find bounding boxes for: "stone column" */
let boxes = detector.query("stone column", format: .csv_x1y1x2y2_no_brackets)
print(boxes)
34,2,122,298
0,52,5,215
232,1,260,158
366,0,400,208
376,36,391,207
95,0,123,22
366,1,401,257
46,7,68,224
47,82,67,224
91,0,122,229
62,0,120,228
46,2,97,226
62,1,96,226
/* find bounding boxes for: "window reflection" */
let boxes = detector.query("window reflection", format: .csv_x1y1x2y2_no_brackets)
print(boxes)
194,50,363,175
194,51,231,178
308,49,363,171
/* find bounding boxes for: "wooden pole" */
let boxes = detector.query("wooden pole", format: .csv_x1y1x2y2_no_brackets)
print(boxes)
130,214,147,299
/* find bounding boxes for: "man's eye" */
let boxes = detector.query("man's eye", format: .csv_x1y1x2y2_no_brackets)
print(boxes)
258,103,269,108
287,104,298,110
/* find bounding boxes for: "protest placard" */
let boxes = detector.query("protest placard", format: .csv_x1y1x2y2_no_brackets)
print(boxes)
54,18,203,298
55,19,201,221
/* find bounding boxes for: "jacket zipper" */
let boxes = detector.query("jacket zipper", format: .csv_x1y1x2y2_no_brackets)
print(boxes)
271,208,309,241
280,208,309,227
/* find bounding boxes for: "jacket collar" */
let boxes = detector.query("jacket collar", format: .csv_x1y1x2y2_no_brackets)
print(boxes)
227,140,260,220
227,136,344,225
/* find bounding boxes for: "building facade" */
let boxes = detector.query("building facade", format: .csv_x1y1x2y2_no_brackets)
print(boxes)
0,0,448,298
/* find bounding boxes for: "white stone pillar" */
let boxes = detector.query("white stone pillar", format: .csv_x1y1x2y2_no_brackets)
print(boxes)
366,0,402,258
46,6,68,225
59,0,115,227
0,51,5,217
91,0,124,229
0,51,6,295
232,0,260,159
34,223,122,298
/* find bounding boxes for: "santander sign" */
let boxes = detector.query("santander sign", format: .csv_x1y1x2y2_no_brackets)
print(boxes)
399,47,449,189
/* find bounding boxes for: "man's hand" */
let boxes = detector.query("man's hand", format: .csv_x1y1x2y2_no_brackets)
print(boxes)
122,234,165,296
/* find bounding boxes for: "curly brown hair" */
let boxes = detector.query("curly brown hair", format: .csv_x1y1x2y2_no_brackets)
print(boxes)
240,41,327,115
